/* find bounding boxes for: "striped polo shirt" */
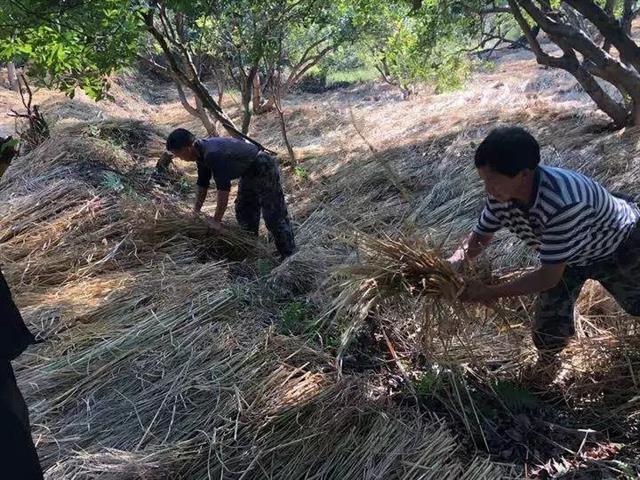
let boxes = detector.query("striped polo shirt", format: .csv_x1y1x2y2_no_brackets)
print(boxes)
474,166,639,266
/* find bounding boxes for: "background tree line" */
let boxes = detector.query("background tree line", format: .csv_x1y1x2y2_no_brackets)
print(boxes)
2,0,640,142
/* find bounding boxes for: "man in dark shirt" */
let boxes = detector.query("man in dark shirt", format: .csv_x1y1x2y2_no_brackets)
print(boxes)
0,269,43,479
166,128,296,259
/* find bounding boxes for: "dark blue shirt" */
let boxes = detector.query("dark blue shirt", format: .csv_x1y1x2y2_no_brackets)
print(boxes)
194,137,259,191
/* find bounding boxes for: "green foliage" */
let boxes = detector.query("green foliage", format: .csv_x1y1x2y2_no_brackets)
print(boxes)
0,1,144,100
331,0,513,94
177,177,192,195
414,369,444,396
0,0,513,105
326,67,379,85
176,0,352,80
101,171,125,192
257,257,275,277
430,48,472,94
0,138,20,154
292,166,309,180
281,301,314,335
100,170,143,201
492,380,539,411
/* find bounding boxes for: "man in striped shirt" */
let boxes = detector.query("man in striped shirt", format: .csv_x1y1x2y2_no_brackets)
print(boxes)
449,127,640,367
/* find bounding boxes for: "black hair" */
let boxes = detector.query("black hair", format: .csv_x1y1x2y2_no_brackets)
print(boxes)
474,126,540,177
166,128,195,152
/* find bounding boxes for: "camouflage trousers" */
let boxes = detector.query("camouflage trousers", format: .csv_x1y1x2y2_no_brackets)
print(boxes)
235,152,296,258
533,222,640,354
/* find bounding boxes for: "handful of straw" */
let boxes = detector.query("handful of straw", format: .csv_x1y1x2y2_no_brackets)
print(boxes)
334,233,464,307
135,207,271,259
331,233,477,360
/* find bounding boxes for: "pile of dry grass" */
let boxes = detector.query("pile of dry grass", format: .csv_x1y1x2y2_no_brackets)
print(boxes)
328,232,512,364
268,246,345,297
58,118,167,161
0,114,517,478
18,269,509,478
6,57,640,477
136,207,271,261
0,120,271,298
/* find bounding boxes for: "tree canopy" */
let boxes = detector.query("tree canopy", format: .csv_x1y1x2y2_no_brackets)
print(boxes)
0,0,143,99
3,0,640,128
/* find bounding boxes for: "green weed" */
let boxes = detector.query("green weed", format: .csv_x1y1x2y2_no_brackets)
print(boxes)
326,66,379,86
492,380,539,411
281,301,314,335
293,165,309,180
101,171,125,192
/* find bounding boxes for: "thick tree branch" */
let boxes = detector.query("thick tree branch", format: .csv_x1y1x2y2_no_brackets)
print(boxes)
136,54,172,79
564,0,640,71
286,45,335,89
516,0,640,100
509,0,629,126
174,81,199,116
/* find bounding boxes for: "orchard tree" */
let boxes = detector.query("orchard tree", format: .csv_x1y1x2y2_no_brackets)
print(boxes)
351,0,507,98
410,0,640,127
156,0,353,134
0,0,142,100
506,0,640,127
0,1,268,146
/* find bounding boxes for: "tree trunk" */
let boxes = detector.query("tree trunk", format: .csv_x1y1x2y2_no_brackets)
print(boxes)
241,82,252,135
275,100,295,165
240,66,258,134
7,62,18,92
603,0,617,52
195,96,217,136
217,80,224,106
252,72,262,113
511,0,640,127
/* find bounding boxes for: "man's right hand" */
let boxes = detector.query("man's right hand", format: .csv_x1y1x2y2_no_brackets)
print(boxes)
446,250,465,273
447,257,464,274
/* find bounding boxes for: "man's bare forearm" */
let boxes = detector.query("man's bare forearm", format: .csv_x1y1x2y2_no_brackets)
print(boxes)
488,264,566,298
194,186,208,213
461,263,566,303
450,231,493,263
213,190,230,222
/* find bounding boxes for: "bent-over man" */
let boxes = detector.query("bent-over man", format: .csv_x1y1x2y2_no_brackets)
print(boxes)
166,129,296,259
449,126,640,380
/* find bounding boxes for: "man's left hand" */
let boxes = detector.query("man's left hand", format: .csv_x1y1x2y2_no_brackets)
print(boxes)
459,280,496,305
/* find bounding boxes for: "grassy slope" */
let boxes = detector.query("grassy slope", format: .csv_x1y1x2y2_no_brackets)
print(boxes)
1,46,639,478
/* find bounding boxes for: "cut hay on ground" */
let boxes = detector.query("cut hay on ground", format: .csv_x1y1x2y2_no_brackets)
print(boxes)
328,232,513,366
3,116,512,478
4,45,640,477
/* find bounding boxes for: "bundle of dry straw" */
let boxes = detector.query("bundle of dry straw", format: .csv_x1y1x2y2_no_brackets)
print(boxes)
330,232,492,363
134,206,272,260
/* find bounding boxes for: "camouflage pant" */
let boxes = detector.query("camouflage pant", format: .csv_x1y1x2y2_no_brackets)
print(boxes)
533,222,640,353
235,152,296,258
